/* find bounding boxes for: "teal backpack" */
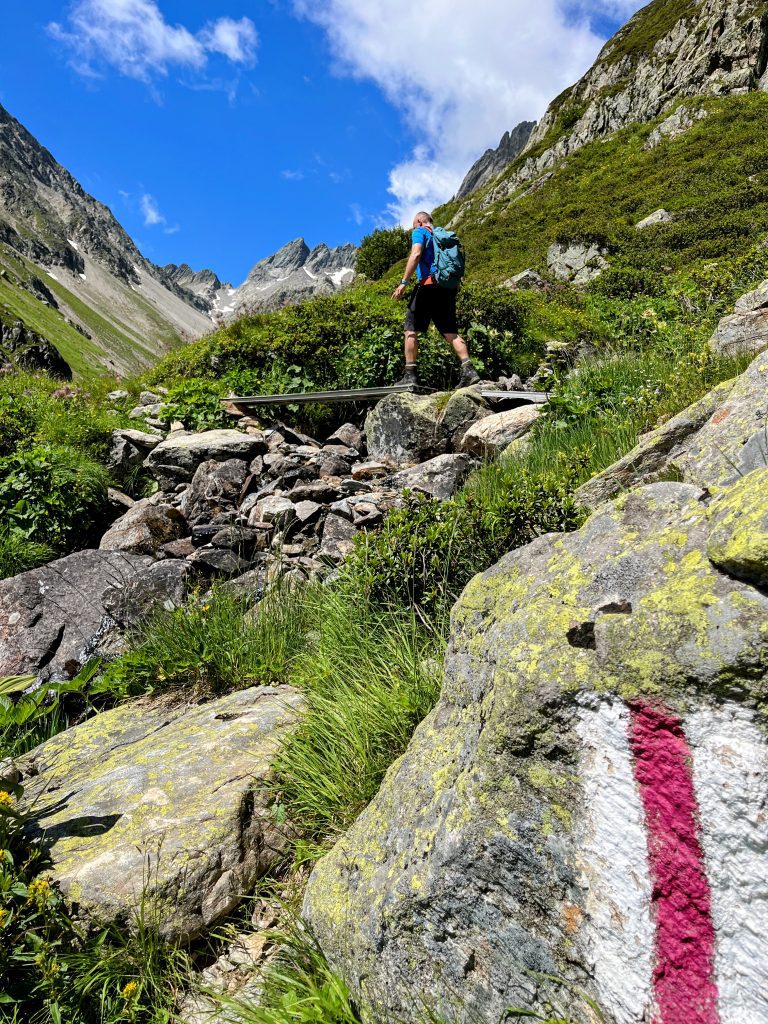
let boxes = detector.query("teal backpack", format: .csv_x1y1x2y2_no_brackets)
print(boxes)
430,226,465,289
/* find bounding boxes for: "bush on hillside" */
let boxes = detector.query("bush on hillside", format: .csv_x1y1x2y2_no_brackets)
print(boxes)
0,444,109,553
355,226,411,280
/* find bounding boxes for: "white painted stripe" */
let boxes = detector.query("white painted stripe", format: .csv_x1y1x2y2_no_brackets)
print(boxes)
575,699,655,1024
686,704,768,1024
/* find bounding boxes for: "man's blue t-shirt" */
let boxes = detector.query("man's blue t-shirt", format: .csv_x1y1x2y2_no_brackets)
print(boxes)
412,226,435,282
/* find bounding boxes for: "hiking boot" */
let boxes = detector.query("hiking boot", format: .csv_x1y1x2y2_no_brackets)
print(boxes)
395,365,419,389
458,361,481,387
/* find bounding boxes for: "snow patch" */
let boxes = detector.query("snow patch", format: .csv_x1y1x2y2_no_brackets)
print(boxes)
330,268,354,287
46,271,59,282
79,273,87,281
67,238,80,251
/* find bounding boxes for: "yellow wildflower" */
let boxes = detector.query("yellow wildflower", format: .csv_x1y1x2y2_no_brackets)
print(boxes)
26,877,52,910
0,791,14,807
0,908,8,927
121,980,139,1001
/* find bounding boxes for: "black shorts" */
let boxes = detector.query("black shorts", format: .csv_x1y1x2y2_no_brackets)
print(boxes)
404,283,458,335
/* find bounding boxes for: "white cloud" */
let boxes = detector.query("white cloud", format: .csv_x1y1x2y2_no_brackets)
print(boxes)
48,0,258,83
282,169,305,181
293,0,643,222
349,203,364,226
140,193,165,226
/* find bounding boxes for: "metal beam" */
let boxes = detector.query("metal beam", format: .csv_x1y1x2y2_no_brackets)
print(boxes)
223,385,548,409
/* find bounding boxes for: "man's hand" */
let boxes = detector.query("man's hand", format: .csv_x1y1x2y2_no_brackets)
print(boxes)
392,283,407,300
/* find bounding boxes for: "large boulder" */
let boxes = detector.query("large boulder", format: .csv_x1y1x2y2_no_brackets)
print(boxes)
366,389,491,465
576,346,768,508
99,499,187,555
304,475,768,1022
145,431,265,490
107,429,161,479
389,454,476,500
0,550,153,679
20,685,303,941
709,279,768,358
459,406,541,457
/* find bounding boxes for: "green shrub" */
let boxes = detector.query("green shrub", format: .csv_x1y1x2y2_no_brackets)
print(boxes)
591,264,668,299
344,478,581,619
0,444,109,552
356,226,411,280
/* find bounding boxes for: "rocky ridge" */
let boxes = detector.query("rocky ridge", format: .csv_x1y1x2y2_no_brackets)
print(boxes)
454,120,536,200
0,103,213,373
457,0,768,215
232,238,357,316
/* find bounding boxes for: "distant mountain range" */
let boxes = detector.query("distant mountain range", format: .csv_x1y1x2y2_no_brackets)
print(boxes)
0,103,357,376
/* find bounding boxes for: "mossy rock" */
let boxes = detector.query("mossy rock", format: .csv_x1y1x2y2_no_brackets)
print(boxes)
707,467,768,586
304,477,768,1022
19,685,303,941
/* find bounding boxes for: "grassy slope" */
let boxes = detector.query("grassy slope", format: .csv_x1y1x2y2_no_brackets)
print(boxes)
437,93,768,283
0,244,184,378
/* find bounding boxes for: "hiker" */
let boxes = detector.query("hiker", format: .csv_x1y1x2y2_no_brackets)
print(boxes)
392,211,480,388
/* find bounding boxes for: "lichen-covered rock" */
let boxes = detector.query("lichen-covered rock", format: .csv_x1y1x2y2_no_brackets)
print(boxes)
99,499,187,555
304,478,768,1023
635,208,673,229
576,346,768,507
459,406,541,457
707,467,768,586
20,686,303,941
145,430,265,490
366,390,490,464
0,550,153,679
389,454,476,499
709,279,768,358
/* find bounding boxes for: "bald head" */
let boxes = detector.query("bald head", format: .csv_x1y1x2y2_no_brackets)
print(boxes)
413,211,433,227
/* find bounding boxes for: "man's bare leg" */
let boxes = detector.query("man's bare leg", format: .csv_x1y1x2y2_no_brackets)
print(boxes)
443,332,480,384
405,330,419,364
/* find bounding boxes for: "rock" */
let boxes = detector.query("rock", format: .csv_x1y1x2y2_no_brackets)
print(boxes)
19,686,303,940
501,269,547,290
108,389,130,402
318,514,357,563
189,547,252,577
290,480,340,503
145,431,265,491
734,279,768,314
352,461,391,480
644,105,707,150
221,564,269,602
454,121,536,200
709,286,768,357
547,240,608,284
106,487,135,512
576,347,768,507
327,422,364,450
318,454,353,478
389,454,476,500
250,496,297,528
129,402,164,420
180,459,250,526
706,467,768,586
0,550,153,679
107,429,161,478
460,406,541,457
304,479,768,1023
103,560,196,626
160,537,196,559
366,390,491,464
0,319,72,379
292,500,322,527
100,499,187,555
635,208,674,230
232,239,357,316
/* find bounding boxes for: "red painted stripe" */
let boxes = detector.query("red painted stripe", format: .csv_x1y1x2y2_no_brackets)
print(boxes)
627,701,719,1024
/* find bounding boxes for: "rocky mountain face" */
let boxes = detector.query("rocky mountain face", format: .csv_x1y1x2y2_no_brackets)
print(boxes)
158,262,236,318
232,238,357,316
454,120,536,200
464,0,768,211
0,103,213,374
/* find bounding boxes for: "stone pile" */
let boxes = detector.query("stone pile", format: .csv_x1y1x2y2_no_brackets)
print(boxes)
0,384,547,680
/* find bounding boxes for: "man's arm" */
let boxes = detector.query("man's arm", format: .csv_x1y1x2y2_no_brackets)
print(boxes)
392,242,423,300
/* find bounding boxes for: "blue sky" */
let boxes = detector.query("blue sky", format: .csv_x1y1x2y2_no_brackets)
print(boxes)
0,0,640,285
